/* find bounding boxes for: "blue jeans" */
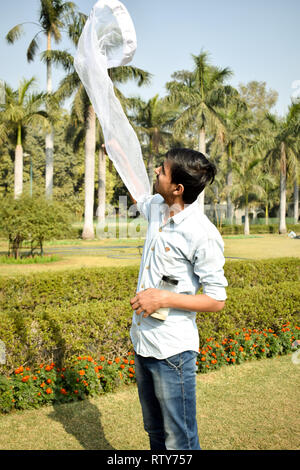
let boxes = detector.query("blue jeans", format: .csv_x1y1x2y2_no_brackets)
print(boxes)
134,350,201,450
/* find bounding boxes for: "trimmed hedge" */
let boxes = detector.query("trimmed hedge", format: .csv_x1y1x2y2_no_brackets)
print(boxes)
220,223,300,235
0,258,299,374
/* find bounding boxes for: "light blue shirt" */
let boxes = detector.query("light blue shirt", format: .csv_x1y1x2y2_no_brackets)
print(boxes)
130,193,228,359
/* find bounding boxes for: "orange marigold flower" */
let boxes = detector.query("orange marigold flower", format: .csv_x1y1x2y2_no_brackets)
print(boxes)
107,360,113,365
129,360,135,365
98,365,103,370
33,376,37,380
21,375,30,382
79,370,85,376
46,379,52,384
40,382,45,388
100,356,105,361
231,351,236,356
74,390,78,394
46,388,52,394
37,392,41,396
120,364,125,369
129,374,133,378
60,388,67,395
26,367,30,371
231,358,236,363
201,357,206,362
123,359,129,364
115,358,120,364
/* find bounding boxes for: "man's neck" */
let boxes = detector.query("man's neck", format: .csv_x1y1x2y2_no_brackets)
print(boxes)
162,197,187,223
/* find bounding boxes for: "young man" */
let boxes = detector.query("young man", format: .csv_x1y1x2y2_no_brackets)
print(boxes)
129,148,227,450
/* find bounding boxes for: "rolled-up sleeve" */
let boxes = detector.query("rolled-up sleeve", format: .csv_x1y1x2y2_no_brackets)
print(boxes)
192,237,228,301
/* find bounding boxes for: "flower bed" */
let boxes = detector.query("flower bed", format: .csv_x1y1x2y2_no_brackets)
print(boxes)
0,323,299,414
196,323,300,373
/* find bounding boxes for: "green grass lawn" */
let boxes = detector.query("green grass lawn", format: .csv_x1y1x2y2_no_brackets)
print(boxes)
0,233,299,276
0,354,299,450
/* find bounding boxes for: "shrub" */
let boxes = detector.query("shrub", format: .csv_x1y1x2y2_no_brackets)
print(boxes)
0,259,299,374
1,325,299,414
0,195,74,258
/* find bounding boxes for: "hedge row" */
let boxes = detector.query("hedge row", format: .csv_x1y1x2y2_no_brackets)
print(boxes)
220,223,300,235
1,325,299,414
0,258,299,374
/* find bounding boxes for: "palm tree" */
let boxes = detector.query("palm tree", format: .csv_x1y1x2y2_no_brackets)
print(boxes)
128,94,178,192
231,156,267,235
6,0,76,199
54,12,151,238
166,50,236,211
1,78,48,198
264,103,300,233
213,98,257,223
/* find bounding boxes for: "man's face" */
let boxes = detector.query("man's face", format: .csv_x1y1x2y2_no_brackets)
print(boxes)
154,159,175,199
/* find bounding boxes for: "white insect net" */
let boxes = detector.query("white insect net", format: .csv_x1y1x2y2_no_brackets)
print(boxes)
74,0,150,201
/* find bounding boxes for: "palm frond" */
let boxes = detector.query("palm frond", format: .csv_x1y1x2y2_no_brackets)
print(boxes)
41,49,74,71
6,24,24,43
27,33,42,62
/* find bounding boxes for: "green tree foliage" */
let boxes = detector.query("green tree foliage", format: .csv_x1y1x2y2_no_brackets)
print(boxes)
0,195,74,258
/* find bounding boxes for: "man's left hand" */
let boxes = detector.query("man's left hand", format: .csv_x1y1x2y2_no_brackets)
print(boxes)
130,288,167,317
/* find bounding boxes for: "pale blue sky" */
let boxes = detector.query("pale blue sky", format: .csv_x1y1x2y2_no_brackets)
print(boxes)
1,0,299,116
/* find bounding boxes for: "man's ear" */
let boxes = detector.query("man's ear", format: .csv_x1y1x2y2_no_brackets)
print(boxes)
173,184,184,197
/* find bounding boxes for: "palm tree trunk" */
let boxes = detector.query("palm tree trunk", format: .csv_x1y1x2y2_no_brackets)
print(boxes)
198,126,206,212
294,177,299,224
82,105,96,239
97,146,106,223
147,138,154,194
279,142,287,234
147,154,154,194
45,31,54,199
14,124,23,199
265,202,269,225
244,204,250,235
226,142,233,223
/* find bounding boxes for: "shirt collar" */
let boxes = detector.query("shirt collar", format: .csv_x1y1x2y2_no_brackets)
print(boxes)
159,197,200,225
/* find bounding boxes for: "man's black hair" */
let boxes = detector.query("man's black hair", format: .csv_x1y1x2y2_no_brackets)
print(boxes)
166,148,217,204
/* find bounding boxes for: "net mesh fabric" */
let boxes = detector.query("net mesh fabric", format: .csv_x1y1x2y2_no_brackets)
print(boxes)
74,0,150,201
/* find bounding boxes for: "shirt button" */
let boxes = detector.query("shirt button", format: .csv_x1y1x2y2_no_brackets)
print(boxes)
145,266,149,270
159,227,162,232
141,284,144,289
151,247,154,251
137,321,141,326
